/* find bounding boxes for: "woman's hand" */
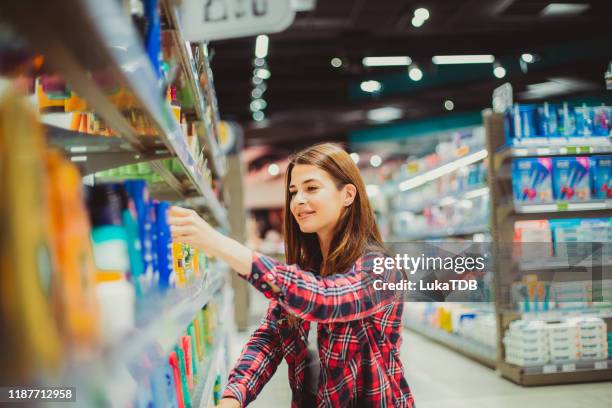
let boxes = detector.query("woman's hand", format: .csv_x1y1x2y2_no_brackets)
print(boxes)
168,206,253,277
212,397,241,408
168,206,218,252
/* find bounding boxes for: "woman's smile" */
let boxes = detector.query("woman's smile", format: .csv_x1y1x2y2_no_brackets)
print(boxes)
297,210,316,220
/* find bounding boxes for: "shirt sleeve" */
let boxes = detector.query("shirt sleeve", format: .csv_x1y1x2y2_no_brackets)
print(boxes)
222,301,284,407
243,251,402,323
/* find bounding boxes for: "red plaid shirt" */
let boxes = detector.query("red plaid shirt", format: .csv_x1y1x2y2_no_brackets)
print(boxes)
223,251,414,407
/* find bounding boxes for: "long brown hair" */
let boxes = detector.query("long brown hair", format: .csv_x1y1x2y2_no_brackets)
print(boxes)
283,143,384,327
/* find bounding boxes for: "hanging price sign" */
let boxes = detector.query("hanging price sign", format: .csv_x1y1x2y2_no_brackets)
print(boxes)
181,0,296,41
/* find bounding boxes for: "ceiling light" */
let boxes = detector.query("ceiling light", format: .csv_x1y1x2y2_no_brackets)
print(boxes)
252,76,263,85
362,56,412,67
360,80,382,93
255,68,271,79
414,8,430,20
250,99,267,111
521,53,535,63
350,152,360,164
541,3,589,17
444,100,454,111
267,163,280,176
331,57,342,68
254,58,266,67
432,55,495,65
251,88,263,99
370,155,382,168
366,185,380,197
255,35,269,58
408,65,423,81
493,63,506,79
367,107,403,122
252,111,265,122
411,16,425,27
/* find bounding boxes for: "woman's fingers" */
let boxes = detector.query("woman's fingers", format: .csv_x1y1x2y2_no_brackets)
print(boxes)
169,206,194,217
170,225,195,235
167,215,194,226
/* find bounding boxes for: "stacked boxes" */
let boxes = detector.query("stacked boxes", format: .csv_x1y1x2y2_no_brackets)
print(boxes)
504,317,609,367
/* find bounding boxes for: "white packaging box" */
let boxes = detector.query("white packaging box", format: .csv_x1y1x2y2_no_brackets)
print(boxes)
581,350,608,360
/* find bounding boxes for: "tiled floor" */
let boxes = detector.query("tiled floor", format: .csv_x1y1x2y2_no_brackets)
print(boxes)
228,290,612,407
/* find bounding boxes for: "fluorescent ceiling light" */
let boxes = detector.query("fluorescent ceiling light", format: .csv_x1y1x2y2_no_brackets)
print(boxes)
493,64,506,78
519,77,597,100
360,80,382,93
541,3,589,16
367,107,402,122
255,68,271,79
432,55,495,65
268,163,280,176
408,66,423,81
398,149,488,192
444,100,454,111
255,35,269,58
521,53,535,63
414,8,430,21
350,152,360,164
370,155,383,168
411,17,425,27
363,56,412,67
331,57,342,68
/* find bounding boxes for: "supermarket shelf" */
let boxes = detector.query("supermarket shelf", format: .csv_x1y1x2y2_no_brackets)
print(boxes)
497,202,612,222
392,224,488,241
191,324,227,408
505,307,612,321
2,0,229,229
519,253,612,273
404,321,496,368
398,149,488,192
161,0,225,178
393,185,489,214
46,125,173,175
499,359,612,386
494,141,612,170
515,200,612,213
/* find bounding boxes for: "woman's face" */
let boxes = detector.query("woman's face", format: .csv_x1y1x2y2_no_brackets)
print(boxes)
288,164,355,236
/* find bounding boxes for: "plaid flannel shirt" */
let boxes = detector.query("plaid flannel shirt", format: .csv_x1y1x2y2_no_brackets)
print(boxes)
223,251,415,408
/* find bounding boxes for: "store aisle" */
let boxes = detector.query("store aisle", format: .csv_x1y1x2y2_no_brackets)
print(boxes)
230,292,612,408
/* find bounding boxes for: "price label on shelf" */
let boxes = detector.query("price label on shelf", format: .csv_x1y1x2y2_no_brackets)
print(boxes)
566,147,578,154
561,363,576,372
542,364,558,374
557,202,569,211
594,361,608,370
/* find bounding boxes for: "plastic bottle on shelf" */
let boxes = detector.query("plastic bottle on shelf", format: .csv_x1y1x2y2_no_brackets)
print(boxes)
0,89,63,382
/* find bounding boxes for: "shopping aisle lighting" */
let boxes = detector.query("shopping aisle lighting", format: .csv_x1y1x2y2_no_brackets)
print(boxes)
331,57,342,68
412,7,430,27
253,111,265,122
408,65,423,81
444,100,455,111
362,56,412,67
350,152,360,164
268,163,280,176
255,68,271,79
398,149,488,191
432,55,495,65
493,62,506,78
521,53,535,63
367,107,402,122
370,155,382,168
255,35,269,59
360,80,382,93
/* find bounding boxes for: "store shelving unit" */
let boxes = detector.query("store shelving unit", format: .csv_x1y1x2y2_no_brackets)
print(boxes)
404,320,497,368
2,0,229,228
1,0,234,404
483,109,612,386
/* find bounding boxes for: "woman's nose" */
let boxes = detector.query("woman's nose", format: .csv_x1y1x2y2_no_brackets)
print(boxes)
294,191,307,204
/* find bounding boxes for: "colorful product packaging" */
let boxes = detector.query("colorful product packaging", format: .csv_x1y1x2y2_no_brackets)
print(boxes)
551,157,591,201
512,158,554,204
589,155,612,199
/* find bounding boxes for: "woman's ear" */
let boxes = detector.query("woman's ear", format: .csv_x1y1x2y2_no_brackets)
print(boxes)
343,184,357,206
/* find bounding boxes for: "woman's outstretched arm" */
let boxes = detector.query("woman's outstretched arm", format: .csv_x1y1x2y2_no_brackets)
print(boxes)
169,207,400,323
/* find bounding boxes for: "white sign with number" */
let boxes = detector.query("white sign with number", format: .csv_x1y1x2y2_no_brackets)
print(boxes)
180,0,296,41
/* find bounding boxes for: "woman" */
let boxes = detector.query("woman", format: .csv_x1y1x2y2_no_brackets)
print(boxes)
169,143,414,407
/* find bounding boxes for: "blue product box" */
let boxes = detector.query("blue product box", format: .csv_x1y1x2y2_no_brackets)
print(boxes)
510,104,537,139
537,103,559,137
592,106,611,136
575,105,594,136
557,103,577,137
552,157,591,201
590,155,612,199
512,158,554,203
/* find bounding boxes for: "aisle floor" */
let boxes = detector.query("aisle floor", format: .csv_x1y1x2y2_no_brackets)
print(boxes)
230,292,612,408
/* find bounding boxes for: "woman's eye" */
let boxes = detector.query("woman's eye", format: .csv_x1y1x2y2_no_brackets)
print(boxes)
289,191,296,197
307,186,318,192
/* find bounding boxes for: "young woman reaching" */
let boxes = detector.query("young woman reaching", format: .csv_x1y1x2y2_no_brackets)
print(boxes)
169,143,414,407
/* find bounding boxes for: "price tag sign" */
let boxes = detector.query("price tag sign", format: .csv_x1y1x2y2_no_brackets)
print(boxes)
594,361,608,370
557,202,569,211
181,0,296,41
561,363,576,372
542,364,558,374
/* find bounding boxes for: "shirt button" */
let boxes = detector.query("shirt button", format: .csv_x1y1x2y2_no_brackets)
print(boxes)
267,273,274,280
252,273,259,279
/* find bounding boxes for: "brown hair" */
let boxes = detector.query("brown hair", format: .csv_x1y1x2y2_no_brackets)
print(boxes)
283,143,384,327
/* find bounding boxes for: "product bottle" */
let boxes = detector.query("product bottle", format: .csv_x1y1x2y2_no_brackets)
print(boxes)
0,89,63,382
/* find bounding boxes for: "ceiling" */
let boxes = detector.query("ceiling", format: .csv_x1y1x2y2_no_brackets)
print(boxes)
209,0,612,148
